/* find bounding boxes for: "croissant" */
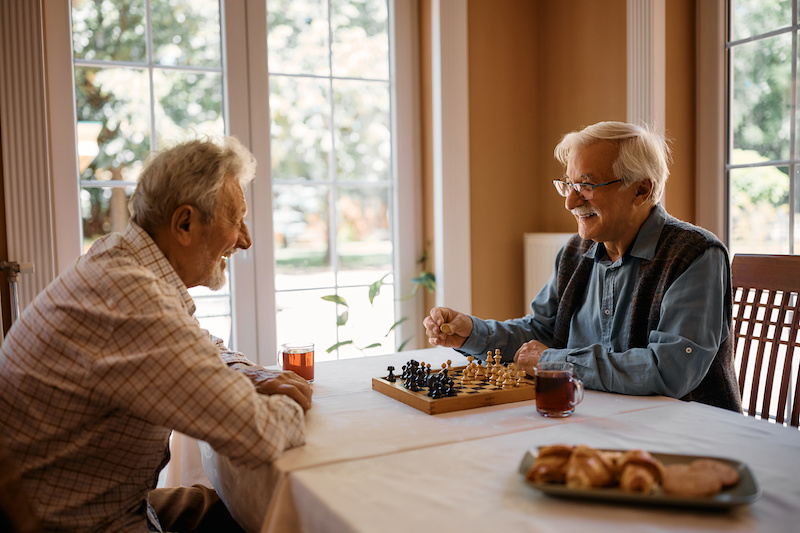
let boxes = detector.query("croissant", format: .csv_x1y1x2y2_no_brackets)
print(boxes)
565,445,616,489
617,449,665,494
525,444,574,484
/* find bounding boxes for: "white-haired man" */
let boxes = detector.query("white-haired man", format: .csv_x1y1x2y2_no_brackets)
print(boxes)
424,121,741,412
0,137,312,531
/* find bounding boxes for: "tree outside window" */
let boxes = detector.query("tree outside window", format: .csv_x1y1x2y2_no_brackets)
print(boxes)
728,0,798,255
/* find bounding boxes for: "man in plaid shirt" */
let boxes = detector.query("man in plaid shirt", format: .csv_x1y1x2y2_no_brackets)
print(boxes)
0,137,312,532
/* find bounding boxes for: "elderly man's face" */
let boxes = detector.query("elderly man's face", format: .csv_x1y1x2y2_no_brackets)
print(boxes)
196,178,251,290
564,141,645,257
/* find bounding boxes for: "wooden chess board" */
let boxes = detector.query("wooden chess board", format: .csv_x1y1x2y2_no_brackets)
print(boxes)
372,365,535,415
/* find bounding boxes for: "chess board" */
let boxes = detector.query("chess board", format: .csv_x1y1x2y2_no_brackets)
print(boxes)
372,365,535,415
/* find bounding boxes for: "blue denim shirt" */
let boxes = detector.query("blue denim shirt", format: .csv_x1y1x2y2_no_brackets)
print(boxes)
460,204,729,399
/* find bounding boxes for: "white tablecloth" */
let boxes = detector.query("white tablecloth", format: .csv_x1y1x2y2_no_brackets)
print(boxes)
201,348,800,533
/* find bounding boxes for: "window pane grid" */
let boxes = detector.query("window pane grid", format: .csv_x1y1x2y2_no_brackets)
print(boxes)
71,0,231,344
268,0,396,359
727,0,799,255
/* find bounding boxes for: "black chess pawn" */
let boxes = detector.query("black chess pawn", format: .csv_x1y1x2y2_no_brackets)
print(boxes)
386,366,396,382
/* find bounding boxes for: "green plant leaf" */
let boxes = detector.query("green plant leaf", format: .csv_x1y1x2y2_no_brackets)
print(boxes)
368,273,391,305
337,309,349,326
363,342,382,350
326,340,353,353
321,294,349,307
397,337,413,351
411,271,436,294
385,317,408,336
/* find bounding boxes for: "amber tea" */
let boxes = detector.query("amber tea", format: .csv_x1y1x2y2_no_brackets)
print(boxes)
280,342,315,382
534,362,583,417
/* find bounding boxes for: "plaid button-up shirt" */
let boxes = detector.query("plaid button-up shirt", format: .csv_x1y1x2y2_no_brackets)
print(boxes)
0,223,305,532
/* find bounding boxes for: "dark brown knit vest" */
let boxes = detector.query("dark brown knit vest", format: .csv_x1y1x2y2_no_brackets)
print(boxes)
552,216,742,412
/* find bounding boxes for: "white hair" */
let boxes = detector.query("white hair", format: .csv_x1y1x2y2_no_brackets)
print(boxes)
130,136,256,233
554,121,671,205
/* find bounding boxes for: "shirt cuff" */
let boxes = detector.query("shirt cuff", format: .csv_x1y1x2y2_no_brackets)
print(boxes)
459,316,491,355
221,351,254,366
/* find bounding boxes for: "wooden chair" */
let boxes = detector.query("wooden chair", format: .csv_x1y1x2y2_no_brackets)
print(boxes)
731,254,800,427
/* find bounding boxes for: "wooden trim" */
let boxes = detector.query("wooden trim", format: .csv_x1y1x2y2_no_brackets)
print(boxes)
431,0,471,313
695,0,727,240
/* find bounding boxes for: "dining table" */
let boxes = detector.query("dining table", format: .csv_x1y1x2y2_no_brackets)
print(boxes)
200,347,800,533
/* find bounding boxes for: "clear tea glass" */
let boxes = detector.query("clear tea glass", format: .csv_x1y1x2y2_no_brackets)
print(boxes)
534,361,584,417
279,342,315,382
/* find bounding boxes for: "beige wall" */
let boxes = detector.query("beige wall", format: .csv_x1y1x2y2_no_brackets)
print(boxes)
422,0,698,322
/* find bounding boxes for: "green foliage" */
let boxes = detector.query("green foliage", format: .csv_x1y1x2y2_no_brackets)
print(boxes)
730,150,789,208
72,0,224,241
321,248,435,355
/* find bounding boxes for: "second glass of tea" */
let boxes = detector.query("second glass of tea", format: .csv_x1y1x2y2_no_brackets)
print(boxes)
279,342,315,382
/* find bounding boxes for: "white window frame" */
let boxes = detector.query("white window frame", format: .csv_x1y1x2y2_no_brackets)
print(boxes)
40,0,423,366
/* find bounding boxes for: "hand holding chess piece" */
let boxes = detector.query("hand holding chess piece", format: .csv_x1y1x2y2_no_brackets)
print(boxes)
423,307,473,348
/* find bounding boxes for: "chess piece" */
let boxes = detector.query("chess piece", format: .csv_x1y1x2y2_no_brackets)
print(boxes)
387,366,396,382
476,360,486,380
446,359,452,372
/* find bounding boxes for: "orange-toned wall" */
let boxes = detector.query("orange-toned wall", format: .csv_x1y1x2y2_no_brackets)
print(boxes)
422,0,697,322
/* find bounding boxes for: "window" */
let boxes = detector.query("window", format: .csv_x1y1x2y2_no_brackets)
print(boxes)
727,0,799,255
62,0,420,360
267,0,404,361
71,0,232,343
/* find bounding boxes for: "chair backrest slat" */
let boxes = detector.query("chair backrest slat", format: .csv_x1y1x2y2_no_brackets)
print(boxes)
731,254,800,428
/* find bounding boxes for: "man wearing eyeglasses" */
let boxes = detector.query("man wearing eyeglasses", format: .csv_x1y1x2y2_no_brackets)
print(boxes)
424,121,742,413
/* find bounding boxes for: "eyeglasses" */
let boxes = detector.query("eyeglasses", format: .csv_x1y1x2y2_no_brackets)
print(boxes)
552,178,623,199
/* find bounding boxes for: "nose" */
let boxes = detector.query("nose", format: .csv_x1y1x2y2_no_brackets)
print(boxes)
237,221,252,250
564,187,585,210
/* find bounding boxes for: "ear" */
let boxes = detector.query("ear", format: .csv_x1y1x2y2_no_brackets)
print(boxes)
633,179,654,206
170,205,197,247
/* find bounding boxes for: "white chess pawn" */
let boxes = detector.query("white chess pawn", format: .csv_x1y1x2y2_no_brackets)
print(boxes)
476,361,486,380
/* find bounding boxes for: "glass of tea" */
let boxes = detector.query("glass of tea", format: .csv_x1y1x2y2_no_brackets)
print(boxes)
534,361,584,417
279,342,315,382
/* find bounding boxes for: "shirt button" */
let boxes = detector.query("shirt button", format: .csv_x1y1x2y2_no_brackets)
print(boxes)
604,309,611,315
685,347,693,354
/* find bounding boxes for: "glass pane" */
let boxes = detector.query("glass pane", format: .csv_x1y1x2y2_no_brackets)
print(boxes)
730,0,792,42
334,80,391,182
270,76,331,181
267,0,330,76
336,186,392,277
80,185,135,252
276,289,339,362
332,284,397,358
190,285,232,346
795,167,800,254
273,184,333,290
729,166,790,255
72,0,147,62
151,0,222,67
153,70,224,142
75,67,151,182
730,34,792,163
331,0,389,79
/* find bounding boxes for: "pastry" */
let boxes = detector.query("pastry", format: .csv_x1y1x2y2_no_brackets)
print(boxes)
525,444,574,483
616,449,666,494
565,445,616,489
663,464,723,497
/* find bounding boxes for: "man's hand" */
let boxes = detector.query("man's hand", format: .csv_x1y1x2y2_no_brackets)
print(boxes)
234,366,313,412
423,307,473,349
513,340,549,375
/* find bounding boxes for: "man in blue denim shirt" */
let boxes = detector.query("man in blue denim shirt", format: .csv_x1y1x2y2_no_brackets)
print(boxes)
424,122,741,412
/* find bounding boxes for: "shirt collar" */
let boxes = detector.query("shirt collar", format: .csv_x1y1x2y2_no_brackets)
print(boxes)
582,203,666,262
124,222,196,316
